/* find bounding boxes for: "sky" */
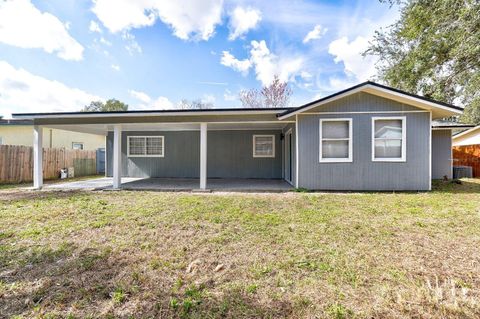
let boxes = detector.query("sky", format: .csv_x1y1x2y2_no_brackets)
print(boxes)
0,0,400,118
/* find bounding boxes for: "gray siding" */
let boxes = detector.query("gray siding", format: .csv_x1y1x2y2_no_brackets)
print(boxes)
307,92,421,113
107,130,282,179
297,94,431,191
432,129,452,179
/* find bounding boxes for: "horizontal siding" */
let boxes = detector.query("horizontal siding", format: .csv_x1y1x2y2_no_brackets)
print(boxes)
107,130,282,179
432,129,452,179
298,94,430,190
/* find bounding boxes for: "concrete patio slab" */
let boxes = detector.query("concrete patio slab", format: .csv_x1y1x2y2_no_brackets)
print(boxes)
43,177,142,190
43,177,293,192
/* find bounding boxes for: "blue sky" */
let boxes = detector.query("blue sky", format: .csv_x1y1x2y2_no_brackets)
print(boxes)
0,0,399,118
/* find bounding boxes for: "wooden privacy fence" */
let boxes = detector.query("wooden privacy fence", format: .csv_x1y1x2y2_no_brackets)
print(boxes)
0,145,96,183
453,145,480,178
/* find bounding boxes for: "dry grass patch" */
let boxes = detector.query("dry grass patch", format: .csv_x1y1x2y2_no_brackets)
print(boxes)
0,179,479,318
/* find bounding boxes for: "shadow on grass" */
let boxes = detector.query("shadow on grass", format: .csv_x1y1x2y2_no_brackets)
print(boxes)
0,243,293,318
431,178,480,194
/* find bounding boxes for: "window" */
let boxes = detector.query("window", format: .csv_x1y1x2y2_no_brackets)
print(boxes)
72,142,84,150
372,116,406,162
319,119,352,162
253,135,275,158
127,136,164,157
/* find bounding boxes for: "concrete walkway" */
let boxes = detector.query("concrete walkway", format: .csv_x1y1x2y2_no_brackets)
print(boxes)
44,177,293,192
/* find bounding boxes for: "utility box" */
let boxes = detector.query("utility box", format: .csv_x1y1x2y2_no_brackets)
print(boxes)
68,167,75,178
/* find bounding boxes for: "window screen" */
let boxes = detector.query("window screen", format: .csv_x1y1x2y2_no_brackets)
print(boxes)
320,119,352,161
373,118,405,160
72,142,84,150
146,137,163,156
253,135,275,157
128,136,164,157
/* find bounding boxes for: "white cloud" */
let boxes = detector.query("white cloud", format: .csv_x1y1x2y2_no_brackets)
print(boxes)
111,64,120,71
89,20,102,33
328,36,377,81
129,90,151,103
99,37,112,46
0,0,84,61
128,89,175,110
0,61,100,118
223,89,236,101
92,0,223,41
122,31,142,54
303,24,327,43
201,94,216,104
150,96,175,109
228,6,261,40
220,51,252,75
221,40,304,86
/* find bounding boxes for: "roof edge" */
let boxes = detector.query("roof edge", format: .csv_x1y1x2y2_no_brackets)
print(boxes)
277,81,463,119
13,107,294,119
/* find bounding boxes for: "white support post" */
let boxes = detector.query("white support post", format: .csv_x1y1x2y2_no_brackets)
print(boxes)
33,125,43,189
113,125,122,189
200,123,207,190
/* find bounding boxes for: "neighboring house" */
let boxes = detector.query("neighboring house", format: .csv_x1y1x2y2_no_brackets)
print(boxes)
13,82,463,191
0,119,105,150
453,125,480,146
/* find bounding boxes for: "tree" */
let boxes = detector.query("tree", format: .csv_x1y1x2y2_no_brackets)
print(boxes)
178,99,213,109
239,75,293,108
366,0,480,124
82,99,128,112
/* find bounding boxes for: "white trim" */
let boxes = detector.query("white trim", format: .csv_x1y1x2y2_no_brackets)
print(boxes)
252,134,275,158
278,84,462,120
319,118,353,163
284,129,293,183
295,114,299,188
371,116,406,162
452,125,480,140
14,109,289,119
200,123,207,190
127,135,165,157
429,112,432,190
113,125,122,189
299,110,428,115
450,131,453,179
33,125,43,189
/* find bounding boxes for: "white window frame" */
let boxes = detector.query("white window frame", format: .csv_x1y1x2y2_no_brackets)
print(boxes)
127,136,165,157
253,134,275,158
319,118,353,163
72,142,84,150
371,116,406,162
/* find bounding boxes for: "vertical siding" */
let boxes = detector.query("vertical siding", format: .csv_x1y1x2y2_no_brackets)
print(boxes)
107,130,282,179
432,129,452,179
297,96,431,190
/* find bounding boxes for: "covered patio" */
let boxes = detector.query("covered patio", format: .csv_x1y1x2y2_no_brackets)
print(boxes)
44,177,293,192
13,108,296,191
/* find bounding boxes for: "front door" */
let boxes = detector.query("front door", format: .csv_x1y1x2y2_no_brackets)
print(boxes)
285,130,292,183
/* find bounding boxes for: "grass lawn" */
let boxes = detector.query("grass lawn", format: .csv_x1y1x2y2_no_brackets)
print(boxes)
1,180,479,318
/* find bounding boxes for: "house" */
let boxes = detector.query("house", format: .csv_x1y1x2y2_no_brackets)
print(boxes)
0,119,105,150
453,125,480,146
12,82,463,191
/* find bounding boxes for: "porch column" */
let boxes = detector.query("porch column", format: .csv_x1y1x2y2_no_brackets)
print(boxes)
113,125,122,189
200,122,207,190
33,125,43,189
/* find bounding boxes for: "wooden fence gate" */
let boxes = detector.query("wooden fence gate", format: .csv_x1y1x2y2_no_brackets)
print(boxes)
453,145,480,177
0,145,97,183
